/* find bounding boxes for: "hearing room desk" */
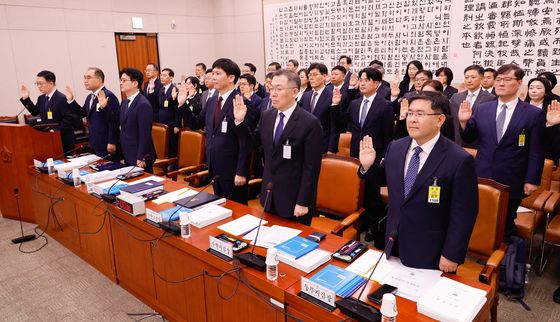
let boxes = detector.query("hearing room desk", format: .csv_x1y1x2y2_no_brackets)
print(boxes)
27,168,491,322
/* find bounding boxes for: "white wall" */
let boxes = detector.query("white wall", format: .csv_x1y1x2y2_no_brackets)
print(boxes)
0,0,266,117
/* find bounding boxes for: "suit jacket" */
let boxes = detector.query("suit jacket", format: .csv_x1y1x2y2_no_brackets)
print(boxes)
361,135,479,269
255,82,267,99
69,87,119,156
443,86,458,99
157,84,178,127
201,89,218,113
377,82,391,101
300,87,337,153
176,93,202,129
450,89,496,147
461,100,545,199
237,106,323,218
118,93,155,165
333,95,393,159
143,78,163,121
191,89,251,181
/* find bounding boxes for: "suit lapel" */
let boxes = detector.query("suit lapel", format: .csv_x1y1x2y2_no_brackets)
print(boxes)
263,109,276,157
396,138,411,201
89,95,98,117
403,136,448,205
500,101,525,145
273,107,300,156
313,90,329,116
123,94,139,122
362,95,381,128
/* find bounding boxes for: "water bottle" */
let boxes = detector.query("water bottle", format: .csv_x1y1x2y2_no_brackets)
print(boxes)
266,248,279,281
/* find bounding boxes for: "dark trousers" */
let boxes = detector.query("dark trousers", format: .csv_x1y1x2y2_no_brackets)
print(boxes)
213,179,248,205
505,197,522,240
268,198,312,226
60,128,76,156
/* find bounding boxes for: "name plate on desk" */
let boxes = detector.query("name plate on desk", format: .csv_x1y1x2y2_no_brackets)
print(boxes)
146,208,163,223
300,277,336,309
208,236,233,261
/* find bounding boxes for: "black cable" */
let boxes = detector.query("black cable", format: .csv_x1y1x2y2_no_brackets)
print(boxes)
108,210,163,243
17,197,62,253
126,312,164,322
50,205,108,235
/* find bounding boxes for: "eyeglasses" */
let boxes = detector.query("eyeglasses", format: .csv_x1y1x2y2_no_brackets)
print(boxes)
120,78,132,83
494,77,519,83
406,111,442,118
269,87,297,93
307,72,322,78
34,82,47,86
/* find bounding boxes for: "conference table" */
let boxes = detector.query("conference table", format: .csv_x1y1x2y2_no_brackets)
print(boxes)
27,167,491,322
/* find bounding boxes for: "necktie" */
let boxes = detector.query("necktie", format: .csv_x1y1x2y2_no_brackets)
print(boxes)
274,112,285,146
496,104,507,141
310,91,318,113
88,93,96,110
359,99,369,127
467,93,474,105
213,96,224,124
266,99,272,110
123,99,130,114
45,95,50,108
403,146,423,198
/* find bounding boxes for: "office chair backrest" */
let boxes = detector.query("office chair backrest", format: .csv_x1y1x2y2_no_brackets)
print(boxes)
337,132,351,157
178,130,205,168
152,123,169,160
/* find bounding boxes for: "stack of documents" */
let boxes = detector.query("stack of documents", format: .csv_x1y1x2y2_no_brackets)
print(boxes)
243,225,301,248
345,249,401,282
380,263,443,301
278,248,331,273
275,236,318,259
310,264,367,298
146,205,191,223
218,214,268,236
417,277,487,322
184,205,232,228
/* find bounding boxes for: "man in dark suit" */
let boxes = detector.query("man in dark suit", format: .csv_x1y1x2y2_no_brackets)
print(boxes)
459,64,544,239
339,55,353,86
195,63,208,92
369,60,391,100
482,68,497,96
143,63,162,123
234,69,323,225
450,65,496,147
359,92,478,271
242,63,267,99
300,63,338,153
157,68,179,157
19,70,77,155
332,67,394,243
118,68,155,173
187,58,251,205
66,67,119,158
201,68,217,112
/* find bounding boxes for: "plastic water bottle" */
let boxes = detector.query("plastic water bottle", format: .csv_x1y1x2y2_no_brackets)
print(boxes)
380,293,398,322
72,169,81,187
47,158,55,175
266,248,279,281
179,211,191,238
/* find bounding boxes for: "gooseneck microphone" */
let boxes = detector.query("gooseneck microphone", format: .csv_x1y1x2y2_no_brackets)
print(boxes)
234,182,273,271
335,229,398,322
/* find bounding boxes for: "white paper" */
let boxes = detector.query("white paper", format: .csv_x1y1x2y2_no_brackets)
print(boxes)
152,188,196,204
517,206,532,213
243,225,302,248
381,264,443,302
346,249,383,278
217,214,268,236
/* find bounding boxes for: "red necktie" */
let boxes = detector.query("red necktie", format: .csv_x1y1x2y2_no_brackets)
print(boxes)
213,96,223,124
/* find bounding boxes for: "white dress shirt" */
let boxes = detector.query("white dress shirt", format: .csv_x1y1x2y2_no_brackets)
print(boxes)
496,98,519,138
404,132,440,176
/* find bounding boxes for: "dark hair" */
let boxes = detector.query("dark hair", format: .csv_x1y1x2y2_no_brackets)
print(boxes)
37,70,56,84
408,91,449,114
369,60,384,67
525,77,553,110
416,70,433,79
162,68,175,77
212,58,241,83
205,68,213,74
120,68,143,89
497,64,524,80
185,76,200,89
268,62,282,71
298,68,309,77
402,60,424,83
308,63,328,75
331,65,347,74
196,63,207,70
339,55,352,65
240,73,257,87
422,80,444,92
464,65,485,76
88,67,105,82
538,71,558,88
273,69,301,89
484,68,497,78
358,67,383,82
244,63,257,73
435,67,453,85
265,72,274,80
146,63,159,72
288,59,299,68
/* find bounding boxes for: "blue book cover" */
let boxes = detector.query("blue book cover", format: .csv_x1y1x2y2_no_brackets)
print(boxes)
310,264,364,296
160,205,192,221
66,170,91,179
103,183,128,195
274,236,319,259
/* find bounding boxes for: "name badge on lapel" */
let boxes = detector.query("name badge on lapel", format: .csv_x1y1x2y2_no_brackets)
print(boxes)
518,129,525,147
96,103,101,111
221,117,228,133
164,100,169,108
428,177,440,204
283,139,292,159
47,111,53,120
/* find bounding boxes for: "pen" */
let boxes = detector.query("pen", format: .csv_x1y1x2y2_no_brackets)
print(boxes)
340,241,355,254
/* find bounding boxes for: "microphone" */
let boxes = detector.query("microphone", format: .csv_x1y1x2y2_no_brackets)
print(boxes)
11,188,37,244
100,162,145,203
157,176,219,235
35,144,90,173
335,229,398,322
234,182,273,271
15,106,28,118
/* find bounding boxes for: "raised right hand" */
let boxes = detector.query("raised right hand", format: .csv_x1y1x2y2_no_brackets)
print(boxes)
177,83,188,106
390,72,401,97
359,135,376,172
233,94,247,123
547,100,560,126
20,85,30,99
65,85,74,102
349,72,359,88
458,100,473,128
332,87,342,105
399,98,409,120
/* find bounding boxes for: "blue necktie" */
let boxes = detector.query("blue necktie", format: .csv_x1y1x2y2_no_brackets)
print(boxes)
359,99,369,127
274,112,285,146
123,99,130,114
403,146,422,198
496,104,507,142
310,91,318,113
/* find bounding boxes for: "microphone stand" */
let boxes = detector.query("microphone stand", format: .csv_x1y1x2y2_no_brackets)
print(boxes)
11,189,37,244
